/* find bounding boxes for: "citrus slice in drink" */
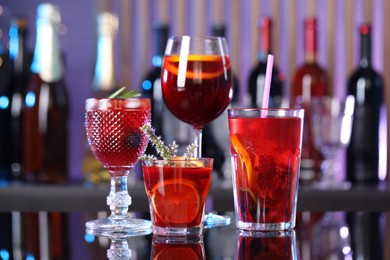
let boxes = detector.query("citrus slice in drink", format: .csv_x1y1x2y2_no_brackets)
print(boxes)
163,55,230,79
230,134,254,185
170,156,204,167
151,179,201,225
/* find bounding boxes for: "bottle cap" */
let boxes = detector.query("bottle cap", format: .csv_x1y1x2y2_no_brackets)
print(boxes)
359,23,371,35
36,3,61,24
97,12,119,36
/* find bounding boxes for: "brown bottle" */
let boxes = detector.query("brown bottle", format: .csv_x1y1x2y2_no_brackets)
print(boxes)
291,18,329,183
23,3,69,183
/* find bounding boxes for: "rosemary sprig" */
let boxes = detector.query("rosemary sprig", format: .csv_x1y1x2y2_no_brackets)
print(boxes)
140,123,177,160
109,87,141,99
183,143,197,160
139,123,197,162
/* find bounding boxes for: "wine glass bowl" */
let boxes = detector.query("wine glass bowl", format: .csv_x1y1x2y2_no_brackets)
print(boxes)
161,36,233,156
84,97,152,236
311,95,355,187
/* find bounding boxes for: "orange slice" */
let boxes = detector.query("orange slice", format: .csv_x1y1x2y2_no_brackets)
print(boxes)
163,55,230,79
170,156,204,167
230,134,254,185
151,179,200,225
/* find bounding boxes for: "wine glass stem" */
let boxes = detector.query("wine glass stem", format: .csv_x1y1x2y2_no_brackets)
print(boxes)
107,171,132,217
193,127,203,158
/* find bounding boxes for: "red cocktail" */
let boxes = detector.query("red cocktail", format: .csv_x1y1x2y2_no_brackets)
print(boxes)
85,98,150,172
161,36,233,157
142,158,213,236
228,108,304,231
84,97,152,235
162,55,232,129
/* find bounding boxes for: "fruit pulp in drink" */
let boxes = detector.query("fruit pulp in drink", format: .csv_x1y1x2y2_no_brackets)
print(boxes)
229,116,302,224
142,161,212,228
161,55,232,129
85,99,151,170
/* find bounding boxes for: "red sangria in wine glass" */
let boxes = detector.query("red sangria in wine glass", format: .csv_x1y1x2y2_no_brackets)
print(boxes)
161,36,233,157
84,97,151,236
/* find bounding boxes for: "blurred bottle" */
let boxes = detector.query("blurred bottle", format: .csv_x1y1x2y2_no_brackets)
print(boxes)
0,213,13,260
8,17,31,181
141,23,169,140
23,3,69,183
248,17,284,109
211,23,240,105
22,212,69,260
204,23,238,179
346,212,383,260
346,24,385,183
141,24,192,156
0,30,12,182
83,12,119,184
311,213,353,259
291,17,329,183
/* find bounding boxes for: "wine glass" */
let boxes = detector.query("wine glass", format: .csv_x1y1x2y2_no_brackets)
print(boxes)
161,36,233,226
161,36,233,157
84,97,152,236
311,95,355,188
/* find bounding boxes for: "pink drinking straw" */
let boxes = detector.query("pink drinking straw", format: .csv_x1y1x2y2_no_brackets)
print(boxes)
261,54,274,117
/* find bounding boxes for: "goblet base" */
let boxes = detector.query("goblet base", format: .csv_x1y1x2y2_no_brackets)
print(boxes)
86,215,152,237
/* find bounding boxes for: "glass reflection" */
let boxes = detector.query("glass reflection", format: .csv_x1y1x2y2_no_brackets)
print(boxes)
236,230,298,260
151,235,205,260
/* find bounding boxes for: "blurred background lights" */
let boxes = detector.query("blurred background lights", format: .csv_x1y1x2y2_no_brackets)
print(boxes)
84,233,95,243
340,226,349,239
142,80,152,91
0,249,9,260
0,96,9,109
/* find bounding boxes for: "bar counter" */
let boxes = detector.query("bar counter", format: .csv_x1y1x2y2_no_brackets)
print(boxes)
1,180,390,212
0,180,389,259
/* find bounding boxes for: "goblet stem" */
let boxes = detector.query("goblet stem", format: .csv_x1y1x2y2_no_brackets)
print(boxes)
193,127,203,158
107,237,132,260
107,170,132,218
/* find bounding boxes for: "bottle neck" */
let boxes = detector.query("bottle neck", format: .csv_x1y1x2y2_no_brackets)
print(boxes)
304,18,317,63
359,25,371,68
153,25,169,68
93,33,116,90
9,25,28,75
31,20,63,82
258,18,272,62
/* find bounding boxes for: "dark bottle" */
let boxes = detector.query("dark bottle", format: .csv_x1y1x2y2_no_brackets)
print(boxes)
141,24,169,139
83,12,119,184
8,17,31,180
0,213,13,259
142,24,192,158
211,23,240,105
291,17,329,183
248,17,284,108
346,24,384,183
23,3,69,183
346,212,383,260
0,35,12,182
